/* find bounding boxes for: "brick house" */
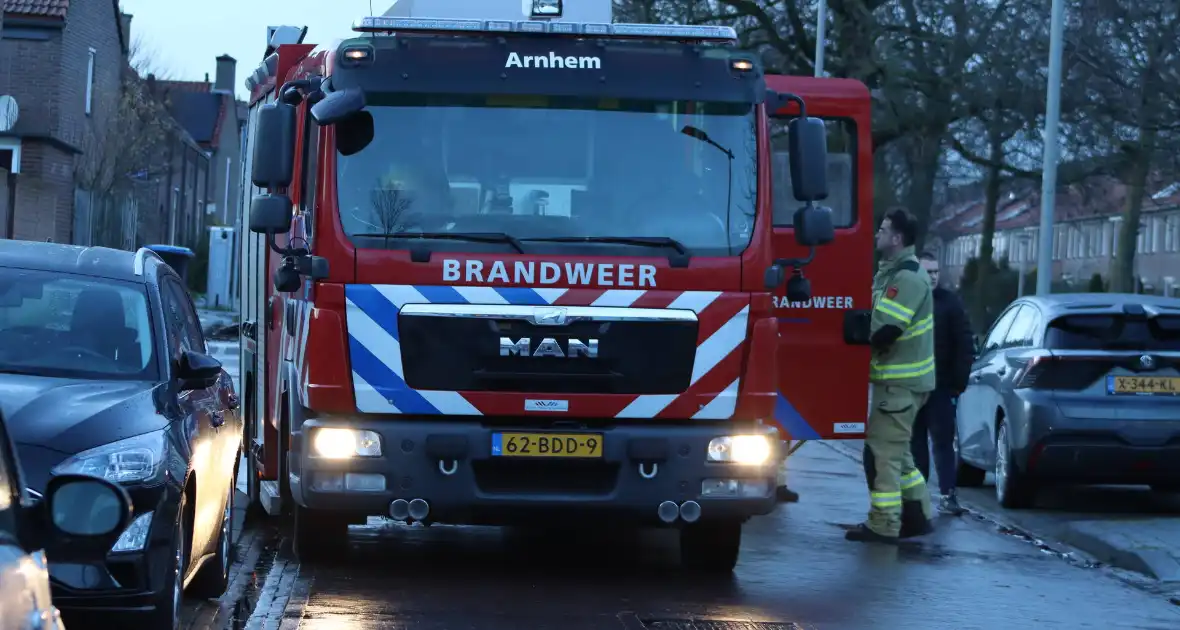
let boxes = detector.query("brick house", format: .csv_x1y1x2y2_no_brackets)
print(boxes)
929,176,1180,296
0,0,128,242
150,55,246,246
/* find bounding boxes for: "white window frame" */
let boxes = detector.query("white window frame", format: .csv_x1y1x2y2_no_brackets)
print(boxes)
85,48,97,116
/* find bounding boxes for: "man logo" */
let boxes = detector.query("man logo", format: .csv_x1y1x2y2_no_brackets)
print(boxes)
500,337,599,358
530,307,569,326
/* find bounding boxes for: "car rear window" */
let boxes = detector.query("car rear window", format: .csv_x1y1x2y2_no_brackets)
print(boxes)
1045,314,1180,351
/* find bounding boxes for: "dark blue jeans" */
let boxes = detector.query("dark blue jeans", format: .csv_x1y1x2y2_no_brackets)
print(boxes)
910,388,957,495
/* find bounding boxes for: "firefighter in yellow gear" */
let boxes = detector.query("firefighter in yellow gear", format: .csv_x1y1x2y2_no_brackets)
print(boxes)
846,208,937,544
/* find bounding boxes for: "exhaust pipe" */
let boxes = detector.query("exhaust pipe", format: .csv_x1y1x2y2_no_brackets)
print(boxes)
389,499,410,521
679,500,701,523
657,500,679,523
408,498,430,521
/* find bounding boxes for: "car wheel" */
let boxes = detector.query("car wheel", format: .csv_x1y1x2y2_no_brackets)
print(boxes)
145,496,187,629
954,430,986,487
292,503,350,563
995,420,1036,509
188,480,234,599
680,519,742,573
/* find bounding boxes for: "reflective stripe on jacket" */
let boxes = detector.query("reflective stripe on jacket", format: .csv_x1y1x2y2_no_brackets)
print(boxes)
869,246,936,392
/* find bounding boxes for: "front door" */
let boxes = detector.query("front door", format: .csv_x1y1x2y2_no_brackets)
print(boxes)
161,277,224,559
766,75,873,440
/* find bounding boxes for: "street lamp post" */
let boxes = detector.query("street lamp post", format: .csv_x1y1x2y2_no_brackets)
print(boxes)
1035,0,1068,295
814,1,828,77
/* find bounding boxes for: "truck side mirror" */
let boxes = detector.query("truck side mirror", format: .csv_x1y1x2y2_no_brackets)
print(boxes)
311,88,366,126
251,102,297,188
793,204,835,247
787,117,829,202
249,194,294,235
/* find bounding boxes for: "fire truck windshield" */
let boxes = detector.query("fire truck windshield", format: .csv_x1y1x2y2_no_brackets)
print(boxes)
334,94,758,257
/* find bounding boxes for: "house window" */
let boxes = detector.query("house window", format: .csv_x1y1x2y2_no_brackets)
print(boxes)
85,48,96,116
1166,214,1180,252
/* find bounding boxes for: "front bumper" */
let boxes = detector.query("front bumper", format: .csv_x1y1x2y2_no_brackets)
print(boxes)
50,482,181,615
289,417,779,525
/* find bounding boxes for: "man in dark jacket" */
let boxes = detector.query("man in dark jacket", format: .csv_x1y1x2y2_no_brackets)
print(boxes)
912,252,974,515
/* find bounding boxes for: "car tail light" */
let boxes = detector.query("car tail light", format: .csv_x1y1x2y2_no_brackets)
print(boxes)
1014,354,1112,390
1014,355,1053,389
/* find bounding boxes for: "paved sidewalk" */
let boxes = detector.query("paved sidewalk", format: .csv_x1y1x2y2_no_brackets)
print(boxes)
821,438,1180,583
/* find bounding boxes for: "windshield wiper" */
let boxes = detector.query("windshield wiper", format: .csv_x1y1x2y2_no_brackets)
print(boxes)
520,236,692,267
352,231,525,254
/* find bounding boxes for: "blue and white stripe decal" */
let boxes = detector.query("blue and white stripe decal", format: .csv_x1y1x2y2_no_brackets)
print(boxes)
344,285,599,415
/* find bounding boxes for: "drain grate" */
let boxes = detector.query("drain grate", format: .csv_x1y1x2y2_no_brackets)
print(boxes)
643,621,803,630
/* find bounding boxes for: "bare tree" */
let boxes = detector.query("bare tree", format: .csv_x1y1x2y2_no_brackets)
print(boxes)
74,70,173,198
1069,0,1180,292
370,176,414,233
129,33,177,80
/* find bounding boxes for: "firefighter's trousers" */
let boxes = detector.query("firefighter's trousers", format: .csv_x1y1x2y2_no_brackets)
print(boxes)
863,383,933,536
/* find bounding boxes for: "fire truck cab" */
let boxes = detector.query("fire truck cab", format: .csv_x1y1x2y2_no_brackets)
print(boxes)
238,0,873,572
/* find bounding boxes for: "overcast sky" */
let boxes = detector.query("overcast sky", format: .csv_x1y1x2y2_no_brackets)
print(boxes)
119,0,377,101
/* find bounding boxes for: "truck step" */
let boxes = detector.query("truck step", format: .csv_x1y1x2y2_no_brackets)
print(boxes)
261,480,283,516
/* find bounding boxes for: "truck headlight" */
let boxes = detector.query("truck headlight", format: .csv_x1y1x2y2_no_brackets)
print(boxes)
312,428,382,459
707,435,772,465
52,430,166,484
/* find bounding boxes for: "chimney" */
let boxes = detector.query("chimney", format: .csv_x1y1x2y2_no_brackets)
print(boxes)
213,54,236,94
119,13,132,53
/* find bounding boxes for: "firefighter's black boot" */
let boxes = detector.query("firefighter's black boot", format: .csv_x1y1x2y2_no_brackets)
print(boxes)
844,523,898,545
776,486,800,503
898,500,935,539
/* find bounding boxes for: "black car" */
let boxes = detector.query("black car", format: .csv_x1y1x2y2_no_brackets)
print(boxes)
0,240,242,629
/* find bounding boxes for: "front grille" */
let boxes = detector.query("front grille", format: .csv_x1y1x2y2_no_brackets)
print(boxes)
399,312,698,394
472,459,619,495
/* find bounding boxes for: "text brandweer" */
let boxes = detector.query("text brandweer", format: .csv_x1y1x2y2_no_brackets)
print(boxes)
443,259,656,287
504,51,602,69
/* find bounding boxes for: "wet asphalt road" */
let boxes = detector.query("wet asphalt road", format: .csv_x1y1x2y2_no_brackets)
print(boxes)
191,335,1180,629
237,443,1180,630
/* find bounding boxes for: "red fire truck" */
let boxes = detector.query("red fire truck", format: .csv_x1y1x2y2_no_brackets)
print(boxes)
237,0,874,571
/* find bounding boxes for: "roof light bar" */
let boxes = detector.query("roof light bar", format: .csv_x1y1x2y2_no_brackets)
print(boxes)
351,16,737,42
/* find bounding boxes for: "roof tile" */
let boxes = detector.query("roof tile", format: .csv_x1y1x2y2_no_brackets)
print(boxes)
2,0,69,18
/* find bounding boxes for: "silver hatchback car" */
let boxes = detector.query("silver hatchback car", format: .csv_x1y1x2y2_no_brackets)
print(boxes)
955,293,1180,508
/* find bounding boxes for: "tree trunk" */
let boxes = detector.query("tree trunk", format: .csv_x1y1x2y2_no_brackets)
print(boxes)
907,132,944,250
972,124,1005,326
1111,125,1156,293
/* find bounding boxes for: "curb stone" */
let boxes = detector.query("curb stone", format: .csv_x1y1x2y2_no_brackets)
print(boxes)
1059,521,1180,582
815,440,1180,583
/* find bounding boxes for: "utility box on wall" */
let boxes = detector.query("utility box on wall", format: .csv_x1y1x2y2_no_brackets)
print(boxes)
205,226,236,309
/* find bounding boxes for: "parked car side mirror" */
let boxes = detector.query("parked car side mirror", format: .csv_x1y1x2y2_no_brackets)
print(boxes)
39,474,133,561
218,369,240,411
176,350,223,391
